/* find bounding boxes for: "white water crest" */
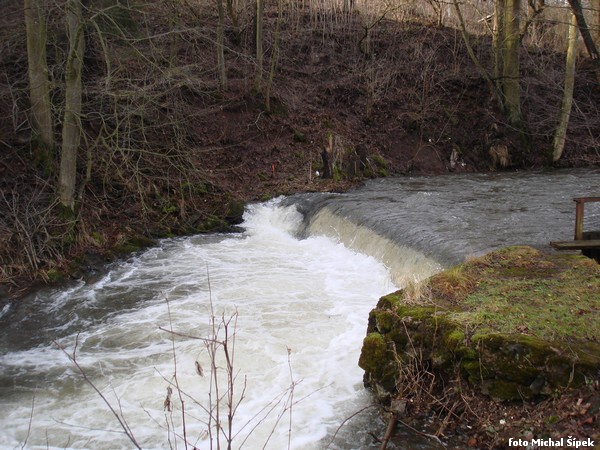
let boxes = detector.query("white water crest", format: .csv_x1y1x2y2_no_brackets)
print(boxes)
3,169,597,450
0,199,399,450
306,207,442,285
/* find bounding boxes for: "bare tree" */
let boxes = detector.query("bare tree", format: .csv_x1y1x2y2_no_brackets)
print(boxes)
553,11,578,162
216,0,228,90
24,0,54,150
425,0,445,27
595,0,600,45
59,0,85,211
452,0,501,104
522,0,546,41
492,0,505,95
502,0,523,127
254,0,264,92
567,0,600,82
265,0,283,112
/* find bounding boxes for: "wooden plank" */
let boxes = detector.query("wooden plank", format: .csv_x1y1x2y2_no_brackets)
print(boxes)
573,197,600,203
550,240,600,250
575,201,584,240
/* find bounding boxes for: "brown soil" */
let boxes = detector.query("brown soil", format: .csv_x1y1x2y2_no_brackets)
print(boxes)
1,2,599,297
380,381,599,449
363,247,600,449
0,1,599,447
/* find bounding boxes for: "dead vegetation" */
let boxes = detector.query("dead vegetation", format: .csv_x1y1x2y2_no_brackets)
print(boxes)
361,247,600,449
1,0,599,297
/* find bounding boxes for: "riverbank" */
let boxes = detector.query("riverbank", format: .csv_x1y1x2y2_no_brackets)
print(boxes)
360,246,599,449
2,0,600,301
1,2,599,446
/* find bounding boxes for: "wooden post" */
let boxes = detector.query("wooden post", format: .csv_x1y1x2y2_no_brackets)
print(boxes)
573,197,600,240
574,198,584,240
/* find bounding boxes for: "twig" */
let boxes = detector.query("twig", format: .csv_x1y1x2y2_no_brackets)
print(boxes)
324,404,377,449
54,336,142,449
165,295,189,450
286,347,294,450
379,412,398,450
20,394,35,450
396,417,446,448
435,400,460,437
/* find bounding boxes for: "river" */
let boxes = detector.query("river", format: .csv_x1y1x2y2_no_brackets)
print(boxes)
0,169,598,449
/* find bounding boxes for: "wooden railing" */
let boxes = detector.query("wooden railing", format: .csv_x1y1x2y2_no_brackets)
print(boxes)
573,197,600,240
551,197,600,257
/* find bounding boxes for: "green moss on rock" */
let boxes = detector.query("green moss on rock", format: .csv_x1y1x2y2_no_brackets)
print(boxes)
360,246,600,403
376,291,403,309
358,333,388,375
113,235,156,255
225,199,246,225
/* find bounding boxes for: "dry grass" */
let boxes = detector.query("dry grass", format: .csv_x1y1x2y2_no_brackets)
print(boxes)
436,246,600,341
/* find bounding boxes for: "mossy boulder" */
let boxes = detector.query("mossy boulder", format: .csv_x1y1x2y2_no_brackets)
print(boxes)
113,235,157,255
359,246,600,402
224,199,246,225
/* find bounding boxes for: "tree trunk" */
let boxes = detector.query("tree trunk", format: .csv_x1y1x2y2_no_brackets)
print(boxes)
452,0,501,105
595,0,600,45
225,0,241,44
553,12,578,162
502,0,523,127
24,0,54,150
567,0,600,82
216,0,228,90
265,0,283,112
59,0,85,211
493,0,505,96
254,0,264,93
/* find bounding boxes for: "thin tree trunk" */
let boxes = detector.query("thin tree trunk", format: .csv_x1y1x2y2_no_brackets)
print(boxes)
553,12,578,162
493,0,505,96
452,0,501,105
568,0,600,60
595,0,600,45
265,0,283,112
502,0,523,127
24,0,54,149
567,0,600,82
59,0,85,211
226,0,241,42
254,0,264,92
216,0,228,90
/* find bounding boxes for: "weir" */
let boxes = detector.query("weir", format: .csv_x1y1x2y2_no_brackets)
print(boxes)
304,207,443,285
0,169,598,450
289,169,600,269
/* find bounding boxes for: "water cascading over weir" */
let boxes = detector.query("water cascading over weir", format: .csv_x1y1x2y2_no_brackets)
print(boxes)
287,196,443,285
288,171,599,417
285,170,600,281
0,170,598,450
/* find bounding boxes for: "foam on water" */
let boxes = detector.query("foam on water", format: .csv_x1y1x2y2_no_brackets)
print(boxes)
0,198,399,449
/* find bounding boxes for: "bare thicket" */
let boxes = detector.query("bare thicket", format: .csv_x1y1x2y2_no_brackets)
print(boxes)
157,288,299,449
49,290,299,449
374,316,458,450
55,335,143,449
1,0,599,286
0,185,68,284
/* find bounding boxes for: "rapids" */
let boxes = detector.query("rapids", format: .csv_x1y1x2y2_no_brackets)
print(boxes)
0,169,598,449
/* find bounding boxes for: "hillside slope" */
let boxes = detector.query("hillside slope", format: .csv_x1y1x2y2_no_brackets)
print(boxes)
1,0,599,296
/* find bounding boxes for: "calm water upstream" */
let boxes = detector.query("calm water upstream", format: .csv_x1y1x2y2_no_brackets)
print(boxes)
0,169,598,449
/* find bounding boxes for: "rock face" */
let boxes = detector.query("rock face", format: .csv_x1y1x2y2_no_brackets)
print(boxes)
359,246,600,402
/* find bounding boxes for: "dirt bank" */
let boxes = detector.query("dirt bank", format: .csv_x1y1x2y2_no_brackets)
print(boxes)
360,246,599,449
1,3,599,298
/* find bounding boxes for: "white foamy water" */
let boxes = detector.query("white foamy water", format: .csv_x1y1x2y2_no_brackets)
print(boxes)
0,199,398,449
